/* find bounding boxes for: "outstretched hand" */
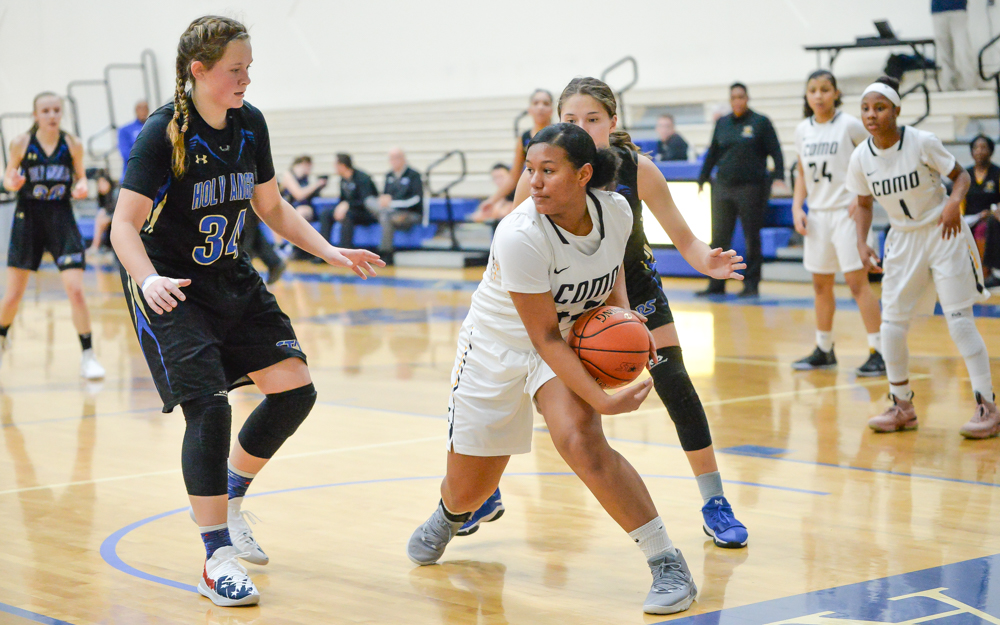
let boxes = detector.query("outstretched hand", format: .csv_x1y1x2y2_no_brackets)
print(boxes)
705,247,745,281
326,247,386,278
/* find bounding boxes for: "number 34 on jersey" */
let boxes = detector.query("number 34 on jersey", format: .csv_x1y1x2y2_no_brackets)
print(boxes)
190,173,255,266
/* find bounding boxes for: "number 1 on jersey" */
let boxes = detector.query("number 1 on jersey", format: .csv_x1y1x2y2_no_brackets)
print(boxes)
192,209,247,265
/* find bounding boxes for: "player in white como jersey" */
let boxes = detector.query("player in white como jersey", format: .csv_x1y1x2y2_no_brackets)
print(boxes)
791,70,884,376
848,77,1000,439
407,124,699,615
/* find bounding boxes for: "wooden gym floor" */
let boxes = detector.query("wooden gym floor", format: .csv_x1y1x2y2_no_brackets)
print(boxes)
0,261,998,625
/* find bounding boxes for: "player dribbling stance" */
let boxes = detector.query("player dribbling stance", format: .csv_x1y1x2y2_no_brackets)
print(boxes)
847,77,999,439
111,16,382,606
791,70,885,376
407,123,699,615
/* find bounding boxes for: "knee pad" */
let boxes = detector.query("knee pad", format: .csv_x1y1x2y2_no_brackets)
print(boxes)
946,308,987,359
649,346,712,452
238,383,317,459
180,393,233,497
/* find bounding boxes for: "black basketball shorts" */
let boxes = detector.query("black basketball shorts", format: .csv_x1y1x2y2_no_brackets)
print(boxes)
121,258,306,412
8,203,86,271
625,252,675,332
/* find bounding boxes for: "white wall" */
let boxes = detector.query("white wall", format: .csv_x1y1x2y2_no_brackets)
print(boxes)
1,0,998,120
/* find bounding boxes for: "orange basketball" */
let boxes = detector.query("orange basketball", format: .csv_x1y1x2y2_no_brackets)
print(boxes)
568,306,651,389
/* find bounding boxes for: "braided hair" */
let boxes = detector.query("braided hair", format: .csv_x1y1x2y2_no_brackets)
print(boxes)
167,15,249,178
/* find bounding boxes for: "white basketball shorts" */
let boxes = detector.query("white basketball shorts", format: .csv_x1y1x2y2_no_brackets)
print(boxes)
803,207,866,275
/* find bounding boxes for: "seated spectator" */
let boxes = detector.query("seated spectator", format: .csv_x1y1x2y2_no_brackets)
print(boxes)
653,113,689,161
280,155,327,220
327,153,379,249
377,148,423,261
118,100,149,177
88,170,118,256
471,163,517,222
966,135,1000,287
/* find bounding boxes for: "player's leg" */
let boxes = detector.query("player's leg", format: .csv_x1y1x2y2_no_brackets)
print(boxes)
537,377,697,614
0,268,32,361
409,452,509,565
844,268,886,376
793,273,838,370
58,268,104,379
0,209,43,357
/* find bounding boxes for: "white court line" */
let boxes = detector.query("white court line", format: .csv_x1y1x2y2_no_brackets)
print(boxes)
0,434,442,497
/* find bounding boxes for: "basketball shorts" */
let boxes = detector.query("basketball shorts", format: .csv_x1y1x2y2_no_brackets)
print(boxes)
624,252,674,332
446,318,556,456
881,221,990,322
8,202,85,271
121,258,306,412
803,207,865,275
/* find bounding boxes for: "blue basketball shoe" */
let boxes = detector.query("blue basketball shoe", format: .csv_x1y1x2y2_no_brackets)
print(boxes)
457,488,505,537
701,496,748,548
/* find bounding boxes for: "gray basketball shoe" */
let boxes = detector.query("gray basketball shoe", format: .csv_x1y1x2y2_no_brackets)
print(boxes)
408,503,465,565
644,548,698,614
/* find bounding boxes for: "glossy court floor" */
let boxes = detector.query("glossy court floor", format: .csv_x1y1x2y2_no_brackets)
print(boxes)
0,260,998,625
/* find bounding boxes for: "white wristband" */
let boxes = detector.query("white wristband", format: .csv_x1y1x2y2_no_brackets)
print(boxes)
141,274,161,293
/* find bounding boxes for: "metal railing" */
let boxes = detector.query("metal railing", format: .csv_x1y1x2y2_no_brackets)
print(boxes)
900,82,931,127
600,56,638,130
512,109,528,138
0,112,33,173
979,32,1000,135
425,150,467,251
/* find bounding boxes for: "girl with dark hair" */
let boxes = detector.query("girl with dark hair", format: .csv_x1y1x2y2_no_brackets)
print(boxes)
1,92,105,379
491,77,748,554
964,134,1000,283
407,123,699,615
847,77,998,439
111,15,383,606
477,89,553,219
790,69,885,376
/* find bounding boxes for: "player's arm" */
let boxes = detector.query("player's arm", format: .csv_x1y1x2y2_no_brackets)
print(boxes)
853,194,881,273
280,170,321,201
792,160,808,235
940,164,971,240
509,290,651,415
637,155,745,281
251,176,383,278
66,135,89,199
3,135,28,192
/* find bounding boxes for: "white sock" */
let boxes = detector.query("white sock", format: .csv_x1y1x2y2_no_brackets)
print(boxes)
816,330,834,352
946,308,994,400
629,516,673,560
993,268,1000,278
867,332,882,352
889,382,913,402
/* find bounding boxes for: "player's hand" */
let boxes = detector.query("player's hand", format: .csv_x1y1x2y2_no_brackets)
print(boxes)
598,378,653,415
326,247,386,279
71,178,88,200
793,208,808,236
858,242,882,274
705,247,745,281
939,200,962,239
6,169,26,192
142,276,191,315
624,309,658,366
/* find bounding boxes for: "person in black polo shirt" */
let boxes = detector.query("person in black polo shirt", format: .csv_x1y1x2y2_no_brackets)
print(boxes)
966,135,1000,287
654,114,689,162
329,153,379,249
377,148,424,261
696,82,785,297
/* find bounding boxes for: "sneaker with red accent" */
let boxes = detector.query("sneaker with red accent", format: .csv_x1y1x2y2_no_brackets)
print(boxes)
960,393,1000,439
868,394,918,433
198,546,260,607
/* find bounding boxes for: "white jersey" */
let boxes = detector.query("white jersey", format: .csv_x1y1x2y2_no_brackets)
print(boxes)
846,126,957,231
468,189,633,352
794,112,868,209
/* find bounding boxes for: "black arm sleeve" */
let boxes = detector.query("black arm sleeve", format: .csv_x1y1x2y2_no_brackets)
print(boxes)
762,117,784,181
121,111,173,200
698,124,721,185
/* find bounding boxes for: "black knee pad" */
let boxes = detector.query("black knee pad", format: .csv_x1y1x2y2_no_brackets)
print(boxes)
238,383,317,459
180,393,233,497
649,346,712,452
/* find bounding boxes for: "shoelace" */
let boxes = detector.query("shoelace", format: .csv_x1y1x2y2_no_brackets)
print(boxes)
971,405,990,424
422,514,453,549
211,551,254,594
230,510,262,546
707,503,734,528
651,560,689,592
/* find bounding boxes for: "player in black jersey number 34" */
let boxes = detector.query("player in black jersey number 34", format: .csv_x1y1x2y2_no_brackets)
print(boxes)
110,16,383,607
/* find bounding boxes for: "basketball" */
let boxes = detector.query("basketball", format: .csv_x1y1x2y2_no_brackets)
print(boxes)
568,306,651,389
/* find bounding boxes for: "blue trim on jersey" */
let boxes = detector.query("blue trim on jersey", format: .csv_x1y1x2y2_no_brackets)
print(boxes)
132,300,171,391
151,178,171,207
187,135,225,164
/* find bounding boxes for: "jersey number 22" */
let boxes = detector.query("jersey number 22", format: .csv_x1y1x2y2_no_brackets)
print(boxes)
193,209,247,265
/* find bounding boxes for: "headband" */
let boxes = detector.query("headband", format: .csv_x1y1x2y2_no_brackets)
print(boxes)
861,83,901,107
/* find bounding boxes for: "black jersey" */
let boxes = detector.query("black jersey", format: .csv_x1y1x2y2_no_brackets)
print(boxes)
967,164,1000,216
18,131,73,206
521,129,532,156
121,100,275,272
612,145,651,268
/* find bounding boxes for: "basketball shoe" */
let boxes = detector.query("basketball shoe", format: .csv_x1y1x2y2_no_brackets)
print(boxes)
855,349,886,377
198,545,260,607
792,346,836,370
189,499,269,565
701,496,748,548
960,392,1000,439
868,394,918,432
408,503,464,565
80,349,105,379
457,489,504,537
643,548,698,614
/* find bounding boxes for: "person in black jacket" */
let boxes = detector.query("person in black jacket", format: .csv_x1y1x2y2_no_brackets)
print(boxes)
696,83,785,297
654,114,689,162
377,148,423,260
966,135,1000,287
329,153,379,249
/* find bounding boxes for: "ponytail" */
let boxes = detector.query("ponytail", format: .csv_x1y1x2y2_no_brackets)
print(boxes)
167,71,191,178
588,147,619,189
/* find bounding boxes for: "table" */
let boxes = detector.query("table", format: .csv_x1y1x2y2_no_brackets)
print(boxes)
804,38,940,90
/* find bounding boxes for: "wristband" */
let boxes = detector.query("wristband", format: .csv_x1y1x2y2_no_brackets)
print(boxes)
141,274,161,293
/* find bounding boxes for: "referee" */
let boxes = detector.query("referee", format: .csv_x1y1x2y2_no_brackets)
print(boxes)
697,82,785,297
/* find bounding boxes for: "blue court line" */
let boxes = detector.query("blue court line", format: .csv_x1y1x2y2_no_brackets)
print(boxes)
99,472,826,595
0,602,77,625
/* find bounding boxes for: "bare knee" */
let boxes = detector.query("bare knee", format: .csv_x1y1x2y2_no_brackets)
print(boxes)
64,283,86,306
844,273,869,300
812,275,834,297
552,430,613,479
